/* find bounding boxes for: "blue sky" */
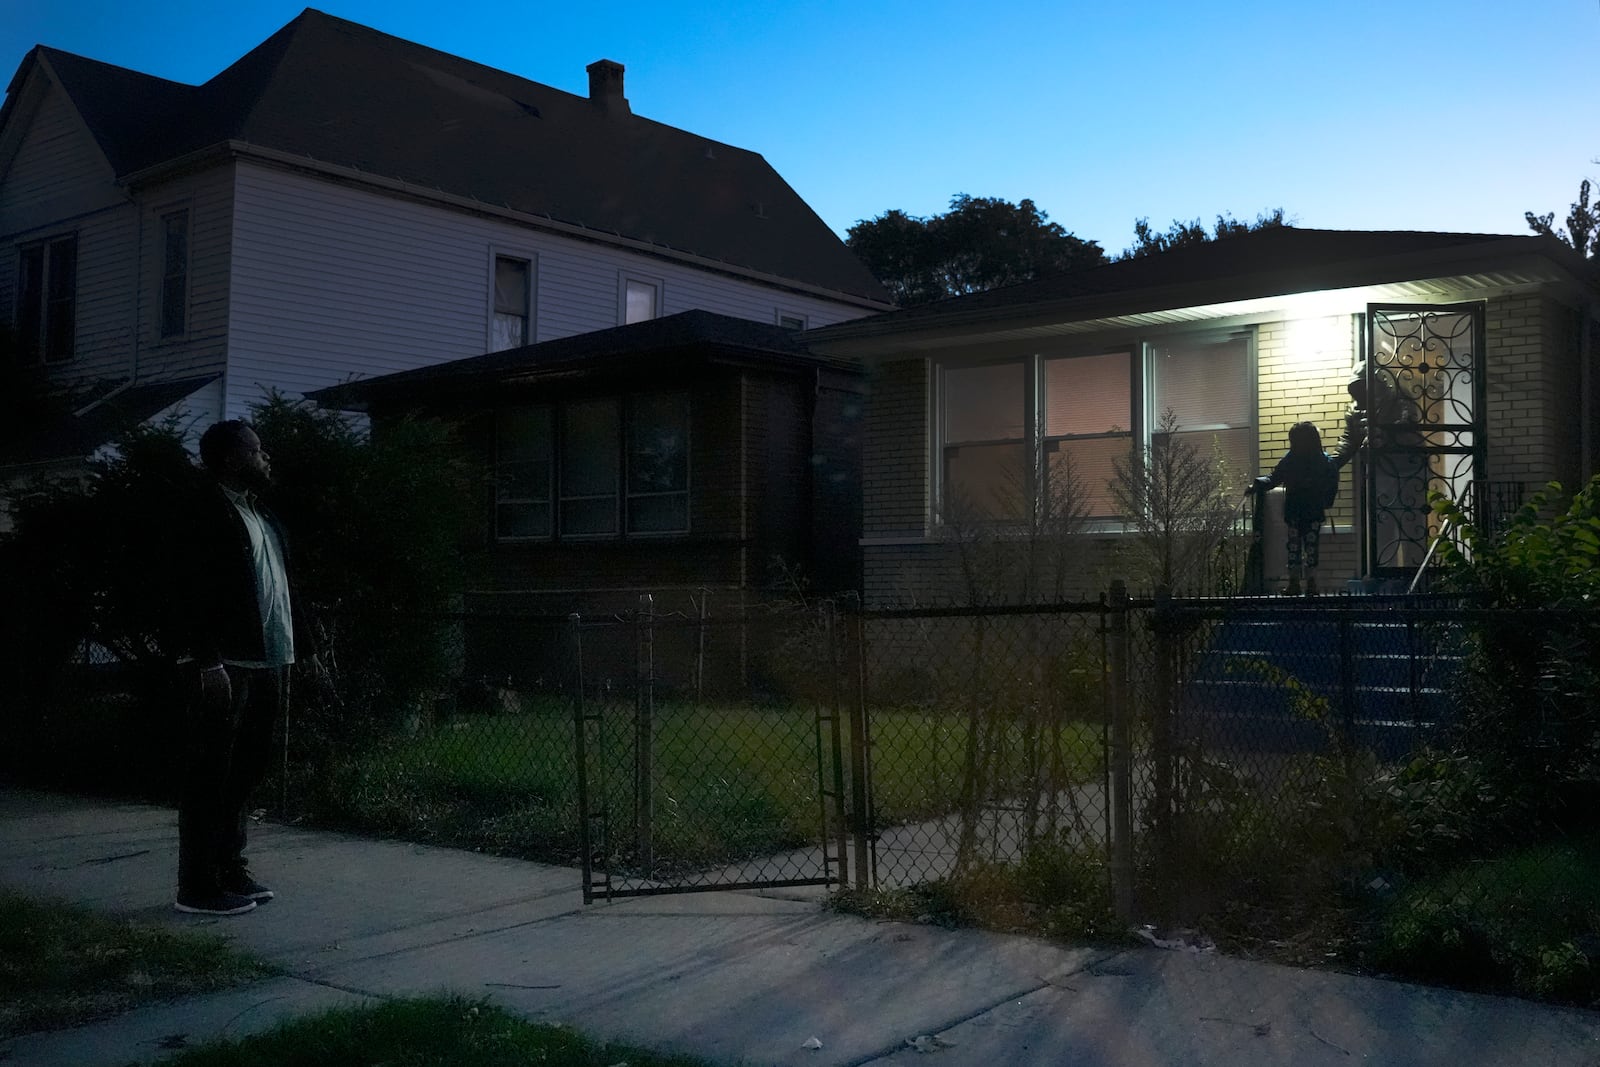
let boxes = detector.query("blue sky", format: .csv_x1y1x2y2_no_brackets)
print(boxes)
4,0,1594,254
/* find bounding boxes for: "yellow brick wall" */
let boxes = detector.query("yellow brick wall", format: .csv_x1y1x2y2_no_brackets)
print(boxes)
1255,315,1360,581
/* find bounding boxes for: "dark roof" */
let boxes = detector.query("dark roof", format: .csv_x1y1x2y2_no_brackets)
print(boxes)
810,227,1594,342
309,309,856,412
0,374,218,467
21,10,887,304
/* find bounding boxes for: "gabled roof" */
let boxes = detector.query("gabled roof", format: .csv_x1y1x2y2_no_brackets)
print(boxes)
14,10,888,305
309,309,858,413
809,228,1597,349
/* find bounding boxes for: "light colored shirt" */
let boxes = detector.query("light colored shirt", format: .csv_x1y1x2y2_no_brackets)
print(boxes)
220,484,295,668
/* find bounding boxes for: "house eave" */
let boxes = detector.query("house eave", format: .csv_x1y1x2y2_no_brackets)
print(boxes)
810,244,1592,358
119,140,893,312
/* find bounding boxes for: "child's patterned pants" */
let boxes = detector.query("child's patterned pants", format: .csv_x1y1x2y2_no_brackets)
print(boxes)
1287,521,1320,571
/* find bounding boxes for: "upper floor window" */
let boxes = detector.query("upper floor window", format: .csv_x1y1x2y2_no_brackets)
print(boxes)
160,210,189,338
17,234,77,364
491,256,531,351
494,392,690,541
623,277,659,324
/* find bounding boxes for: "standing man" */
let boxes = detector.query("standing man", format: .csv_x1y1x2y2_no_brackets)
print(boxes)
174,420,306,916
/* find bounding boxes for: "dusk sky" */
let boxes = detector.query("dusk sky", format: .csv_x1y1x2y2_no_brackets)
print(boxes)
4,0,1594,255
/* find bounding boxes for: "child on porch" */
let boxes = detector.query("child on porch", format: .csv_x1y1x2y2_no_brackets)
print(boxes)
1254,421,1339,596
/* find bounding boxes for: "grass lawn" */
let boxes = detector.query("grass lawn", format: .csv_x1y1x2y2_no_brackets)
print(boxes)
0,890,273,1038
316,698,1105,872
154,995,720,1067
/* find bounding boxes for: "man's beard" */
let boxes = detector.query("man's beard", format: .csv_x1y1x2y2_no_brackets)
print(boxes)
240,466,274,494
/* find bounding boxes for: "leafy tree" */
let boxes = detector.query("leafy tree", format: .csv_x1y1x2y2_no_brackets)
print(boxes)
1119,209,1289,260
245,395,477,754
1431,478,1600,828
1525,177,1598,258
0,324,76,455
0,396,476,795
847,194,1106,306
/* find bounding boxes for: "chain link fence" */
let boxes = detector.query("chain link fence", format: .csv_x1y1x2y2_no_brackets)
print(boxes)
6,585,1598,999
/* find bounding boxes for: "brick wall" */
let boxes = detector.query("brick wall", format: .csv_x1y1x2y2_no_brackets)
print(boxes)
1485,295,1583,490
863,358,929,538
1255,315,1360,581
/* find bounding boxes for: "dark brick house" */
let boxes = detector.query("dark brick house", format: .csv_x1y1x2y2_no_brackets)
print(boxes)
311,310,864,620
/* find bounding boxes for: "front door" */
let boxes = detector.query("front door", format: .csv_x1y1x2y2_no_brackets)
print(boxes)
1363,303,1486,579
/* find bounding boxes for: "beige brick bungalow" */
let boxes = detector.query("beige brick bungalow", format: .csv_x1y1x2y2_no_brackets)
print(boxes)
808,229,1600,604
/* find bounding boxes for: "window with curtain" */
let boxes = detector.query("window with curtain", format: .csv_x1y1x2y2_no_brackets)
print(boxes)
941,361,1026,521
624,278,659,324
1148,333,1253,492
492,256,531,351
1042,351,1132,518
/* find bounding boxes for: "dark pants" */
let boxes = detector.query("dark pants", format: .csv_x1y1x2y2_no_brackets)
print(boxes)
177,665,284,894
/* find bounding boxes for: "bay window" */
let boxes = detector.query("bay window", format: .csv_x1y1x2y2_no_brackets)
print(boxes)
494,391,690,541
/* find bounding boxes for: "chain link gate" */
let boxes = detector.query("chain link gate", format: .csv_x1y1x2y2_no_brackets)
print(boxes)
573,597,850,902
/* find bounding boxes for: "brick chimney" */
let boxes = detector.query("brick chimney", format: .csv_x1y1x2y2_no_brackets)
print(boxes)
586,59,629,115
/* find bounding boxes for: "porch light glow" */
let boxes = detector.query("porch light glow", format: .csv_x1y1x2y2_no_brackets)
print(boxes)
1284,315,1352,373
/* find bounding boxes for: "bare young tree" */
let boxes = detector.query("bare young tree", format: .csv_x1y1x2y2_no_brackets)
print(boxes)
1109,409,1244,593
938,447,1092,606
930,447,1098,869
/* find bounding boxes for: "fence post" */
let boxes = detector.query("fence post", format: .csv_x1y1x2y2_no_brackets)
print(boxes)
823,602,851,890
1151,585,1176,926
695,587,708,702
1107,579,1135,922
635,593,654,875
845,607,873,891
570,612,596,904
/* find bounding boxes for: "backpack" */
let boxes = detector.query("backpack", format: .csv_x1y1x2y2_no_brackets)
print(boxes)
1318,451,1339,509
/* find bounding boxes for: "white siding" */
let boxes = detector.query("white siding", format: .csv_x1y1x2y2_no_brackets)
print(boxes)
0,77,137,388
226,161,873,417
0,78,123,237
135,164,234,386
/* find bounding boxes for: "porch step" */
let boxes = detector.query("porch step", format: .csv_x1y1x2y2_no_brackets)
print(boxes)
1173,610,1466,760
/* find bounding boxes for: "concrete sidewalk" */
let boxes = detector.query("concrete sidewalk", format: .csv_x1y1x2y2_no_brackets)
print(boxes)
3,790,1599,1067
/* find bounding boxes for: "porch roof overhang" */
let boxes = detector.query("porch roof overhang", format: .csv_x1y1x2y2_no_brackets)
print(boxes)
309,309,860,414
808,231,1598,359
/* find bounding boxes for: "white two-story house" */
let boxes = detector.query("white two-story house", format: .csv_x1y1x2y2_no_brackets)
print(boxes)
0,8,889,475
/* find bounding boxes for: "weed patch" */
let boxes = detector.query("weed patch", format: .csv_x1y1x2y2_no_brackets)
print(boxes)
0,891,272,1038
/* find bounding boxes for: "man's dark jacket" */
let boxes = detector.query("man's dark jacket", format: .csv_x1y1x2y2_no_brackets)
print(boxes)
177,479,312,667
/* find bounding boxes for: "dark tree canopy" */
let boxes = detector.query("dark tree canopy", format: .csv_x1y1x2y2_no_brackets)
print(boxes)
1526,177,1598,258
1119,209,1290,260
846,194,1106,306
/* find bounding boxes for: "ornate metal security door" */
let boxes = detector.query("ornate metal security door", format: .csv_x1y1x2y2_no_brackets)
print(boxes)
1363,304,1486,578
